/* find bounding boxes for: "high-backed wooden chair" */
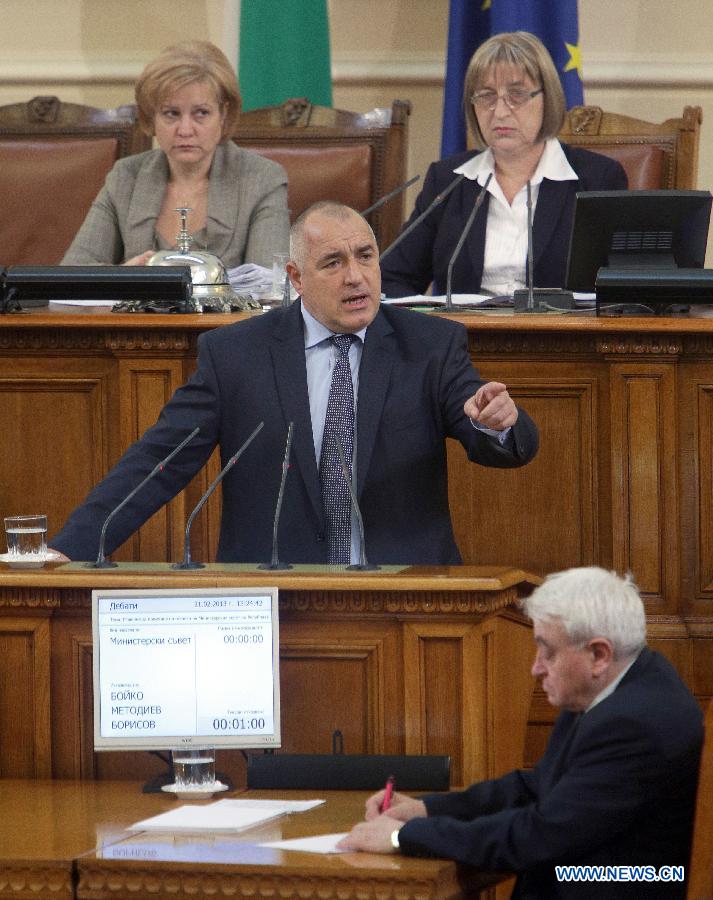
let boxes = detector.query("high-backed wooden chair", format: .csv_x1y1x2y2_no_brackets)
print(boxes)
234,98,411,248
559,105,702,190
688,698,713,900
0,96,151,265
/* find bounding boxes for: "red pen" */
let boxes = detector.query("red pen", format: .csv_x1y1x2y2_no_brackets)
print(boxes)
381,774,395,812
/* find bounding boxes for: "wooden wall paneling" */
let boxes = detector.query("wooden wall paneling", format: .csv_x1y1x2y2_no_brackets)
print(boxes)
403,610,532,786
448,371,601,577
609,362,679,610
0,358,113,542
0,614,51,778
278,617,399,756
115,357,191,563
50,612,92,779
694,377,713,600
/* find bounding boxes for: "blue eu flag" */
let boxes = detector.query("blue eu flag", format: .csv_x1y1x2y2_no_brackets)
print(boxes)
441,0,583,158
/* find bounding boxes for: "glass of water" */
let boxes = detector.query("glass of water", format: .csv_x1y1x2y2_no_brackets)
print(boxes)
172,748,216,790
4,515,47,558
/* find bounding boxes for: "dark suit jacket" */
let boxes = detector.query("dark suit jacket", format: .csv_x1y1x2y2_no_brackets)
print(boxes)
398,648,704,898
51,301,538,565
381,143,628,298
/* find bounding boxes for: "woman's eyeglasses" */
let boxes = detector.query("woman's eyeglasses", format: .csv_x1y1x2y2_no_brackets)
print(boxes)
471,87,543,111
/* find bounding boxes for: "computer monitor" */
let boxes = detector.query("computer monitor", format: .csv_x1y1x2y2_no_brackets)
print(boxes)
565,189,712,294
92,587,280,752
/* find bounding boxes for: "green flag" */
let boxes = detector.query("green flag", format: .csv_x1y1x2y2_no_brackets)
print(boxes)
239,0,332,111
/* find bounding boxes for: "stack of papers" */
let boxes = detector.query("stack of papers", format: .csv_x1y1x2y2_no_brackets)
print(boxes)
226,263,273,298
128,798,324,834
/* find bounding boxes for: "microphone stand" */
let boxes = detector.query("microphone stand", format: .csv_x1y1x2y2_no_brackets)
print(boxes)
87,426,200,569
360,174,420,217
513,180,574,313
443,173,492,312
379,174,465,262
259,422,294,570
335,437,379,571
526,181,535,311
172,422,264,569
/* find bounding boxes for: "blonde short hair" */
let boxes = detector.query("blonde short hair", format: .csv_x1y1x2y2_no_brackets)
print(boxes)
464,31,566,150
134,40,241,140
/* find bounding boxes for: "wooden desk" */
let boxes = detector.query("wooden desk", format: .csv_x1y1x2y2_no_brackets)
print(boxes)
0,565,536,790
0,780,504,900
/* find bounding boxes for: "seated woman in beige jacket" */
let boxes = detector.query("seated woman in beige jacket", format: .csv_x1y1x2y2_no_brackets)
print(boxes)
62,40,289,269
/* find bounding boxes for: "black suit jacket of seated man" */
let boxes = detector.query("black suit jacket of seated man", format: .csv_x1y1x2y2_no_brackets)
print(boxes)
50,299,538,565
399,646,703,899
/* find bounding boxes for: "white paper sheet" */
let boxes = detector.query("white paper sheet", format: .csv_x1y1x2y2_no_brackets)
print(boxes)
259,832,350,854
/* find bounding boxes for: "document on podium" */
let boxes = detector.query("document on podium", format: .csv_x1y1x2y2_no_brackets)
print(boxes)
382,294,513,309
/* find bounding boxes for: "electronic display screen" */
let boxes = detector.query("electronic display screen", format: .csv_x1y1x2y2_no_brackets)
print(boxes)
92,587,280,751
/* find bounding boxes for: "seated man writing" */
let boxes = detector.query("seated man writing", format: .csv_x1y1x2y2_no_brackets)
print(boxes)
339,566,704,898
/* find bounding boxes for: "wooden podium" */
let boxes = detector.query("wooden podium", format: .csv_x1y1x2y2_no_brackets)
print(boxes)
0,564,537,789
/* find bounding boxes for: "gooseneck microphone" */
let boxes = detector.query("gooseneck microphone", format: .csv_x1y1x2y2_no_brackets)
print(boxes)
360,174,421,218
172,421,265,570
513,181,574,313
335,436,379,571
259,422,294,571
379,173,466,262
87,426,200,569
443,173,493,312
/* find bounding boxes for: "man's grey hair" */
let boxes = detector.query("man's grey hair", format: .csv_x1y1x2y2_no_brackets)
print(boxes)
524,566,646,660
289,201,376,269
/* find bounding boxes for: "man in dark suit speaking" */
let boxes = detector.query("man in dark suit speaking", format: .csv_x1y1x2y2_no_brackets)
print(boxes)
51,201,538,565
339,567,704,899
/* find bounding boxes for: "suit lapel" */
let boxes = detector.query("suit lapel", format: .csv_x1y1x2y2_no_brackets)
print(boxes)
355,310,395,498
269,302,324,525
126,151,168,253
205,143,238,262
532,179,578,273
539,710,582,795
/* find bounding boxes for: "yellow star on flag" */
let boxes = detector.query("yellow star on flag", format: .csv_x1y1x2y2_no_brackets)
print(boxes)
563,42,582,79
481,0,491,10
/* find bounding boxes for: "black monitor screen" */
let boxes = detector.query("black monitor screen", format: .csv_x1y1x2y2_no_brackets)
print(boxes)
565,190,712,292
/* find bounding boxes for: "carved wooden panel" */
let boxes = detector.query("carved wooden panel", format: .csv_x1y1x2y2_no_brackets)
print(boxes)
0,363,112,540
116,360,187,563
695,381,713,597
609,364,678,608
279,621,397,755
448,374,600,577
403,612,533,785
0,616,51,777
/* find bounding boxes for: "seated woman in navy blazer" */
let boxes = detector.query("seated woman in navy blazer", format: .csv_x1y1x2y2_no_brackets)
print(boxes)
381,31,627,298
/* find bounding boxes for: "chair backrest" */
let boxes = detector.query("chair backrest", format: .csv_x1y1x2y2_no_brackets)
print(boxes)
234,98,411,248
688,698,713,900
0,96,151,266
559,105,702,190
246,752,450,791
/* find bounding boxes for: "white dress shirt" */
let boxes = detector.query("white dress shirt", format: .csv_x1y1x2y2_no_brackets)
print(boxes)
454,138,578,296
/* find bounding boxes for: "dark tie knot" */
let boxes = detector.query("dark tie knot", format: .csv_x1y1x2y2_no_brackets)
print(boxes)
332,334,356,358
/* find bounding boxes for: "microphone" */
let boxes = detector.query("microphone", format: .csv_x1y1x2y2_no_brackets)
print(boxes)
334,436,379,571
87,426,200,569
360,174,420,218
258,422,294,570
379,173,466,262
172,421,265,570
443,173,492,312
514,181,574,313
